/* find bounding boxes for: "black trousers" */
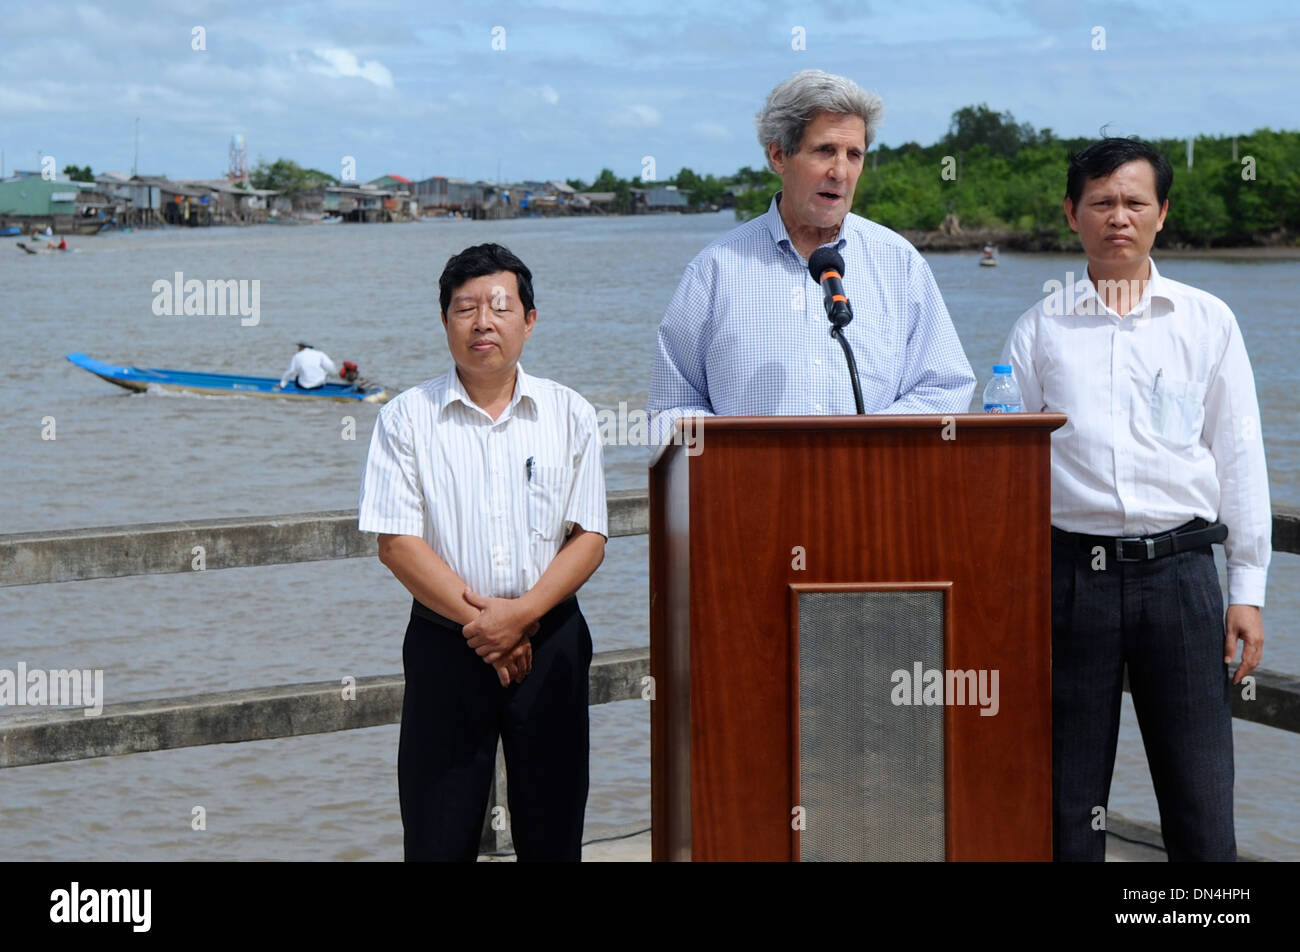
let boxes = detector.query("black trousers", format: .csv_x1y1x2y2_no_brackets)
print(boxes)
398,597,592,862
1051,529,1236,862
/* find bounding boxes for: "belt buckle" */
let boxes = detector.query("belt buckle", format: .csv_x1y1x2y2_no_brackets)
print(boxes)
1115,536,1155,562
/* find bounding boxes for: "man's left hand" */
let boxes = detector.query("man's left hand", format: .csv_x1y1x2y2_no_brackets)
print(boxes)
1224,604,1264,684
462,588,537,664
492,636,534,687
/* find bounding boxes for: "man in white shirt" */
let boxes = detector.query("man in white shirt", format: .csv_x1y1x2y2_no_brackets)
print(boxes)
358,243,608,862
1002,138,1270,862
277,342,337,390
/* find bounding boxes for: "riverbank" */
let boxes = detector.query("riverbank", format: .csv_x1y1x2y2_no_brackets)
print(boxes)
902,226,1300,256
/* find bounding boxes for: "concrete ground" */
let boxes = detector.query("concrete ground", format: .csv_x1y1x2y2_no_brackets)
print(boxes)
478,823,651,862
481,814,1261,861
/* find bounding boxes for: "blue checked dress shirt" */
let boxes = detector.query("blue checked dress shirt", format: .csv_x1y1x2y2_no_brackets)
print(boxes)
648,192,976,442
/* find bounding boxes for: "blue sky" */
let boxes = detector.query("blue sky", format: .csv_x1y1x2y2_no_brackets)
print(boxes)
1,0,1297,184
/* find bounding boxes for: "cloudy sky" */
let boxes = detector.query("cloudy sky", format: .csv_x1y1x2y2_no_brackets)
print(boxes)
2,0,1296,184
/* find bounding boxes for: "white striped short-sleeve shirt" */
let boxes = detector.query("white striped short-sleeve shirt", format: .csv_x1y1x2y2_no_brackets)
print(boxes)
357,365,608,599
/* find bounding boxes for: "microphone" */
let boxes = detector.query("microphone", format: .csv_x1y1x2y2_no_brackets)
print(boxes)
808,247,853,328
807,246,865,414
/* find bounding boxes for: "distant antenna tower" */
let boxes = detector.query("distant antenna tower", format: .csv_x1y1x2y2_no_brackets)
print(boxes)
229,133,249,185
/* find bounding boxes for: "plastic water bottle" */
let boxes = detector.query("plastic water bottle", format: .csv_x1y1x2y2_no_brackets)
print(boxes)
983,364,1022,413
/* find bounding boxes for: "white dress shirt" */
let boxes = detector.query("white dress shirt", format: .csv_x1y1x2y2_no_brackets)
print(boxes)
1002,259,1271,606
357,365,608,599
280,348,337,389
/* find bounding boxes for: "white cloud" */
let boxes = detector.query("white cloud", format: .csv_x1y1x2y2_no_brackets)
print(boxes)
539,84,559,105
305,48,394,88
609,104,661,128
692,121,731,141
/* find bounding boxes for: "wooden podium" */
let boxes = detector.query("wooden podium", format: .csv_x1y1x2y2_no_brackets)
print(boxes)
649,414,1066,861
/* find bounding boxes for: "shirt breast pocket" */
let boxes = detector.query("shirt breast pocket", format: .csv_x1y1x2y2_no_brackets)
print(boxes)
527,465,569,543
1150,377,1207,445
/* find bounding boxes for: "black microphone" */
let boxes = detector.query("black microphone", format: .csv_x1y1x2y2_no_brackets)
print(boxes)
808,247,853,328
807,247,865,414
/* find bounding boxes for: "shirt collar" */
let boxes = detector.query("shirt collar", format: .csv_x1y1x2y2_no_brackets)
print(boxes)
1145,259,1175,306
1071,257,1176,320
761,190,850,260
440,363,537,422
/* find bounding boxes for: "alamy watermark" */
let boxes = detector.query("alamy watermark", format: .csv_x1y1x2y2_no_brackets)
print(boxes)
151,271,260,326
890,662,1000,716
1040,272,1149,318
50,883,150,932
599,401,703,455
0,662,104,716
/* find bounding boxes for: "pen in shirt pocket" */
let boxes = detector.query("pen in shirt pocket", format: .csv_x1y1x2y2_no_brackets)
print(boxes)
1152,368,1163,396
526,456,535,482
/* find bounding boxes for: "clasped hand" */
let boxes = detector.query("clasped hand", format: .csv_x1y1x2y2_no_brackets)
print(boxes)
462,588,539,687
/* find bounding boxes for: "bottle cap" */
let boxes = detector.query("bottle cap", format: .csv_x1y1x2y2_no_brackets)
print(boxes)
993,364,1013,374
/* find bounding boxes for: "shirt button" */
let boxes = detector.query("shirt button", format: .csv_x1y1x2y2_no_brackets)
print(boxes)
814,403,823,411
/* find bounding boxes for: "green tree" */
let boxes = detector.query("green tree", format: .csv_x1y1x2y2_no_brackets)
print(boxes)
674,167,701,191
63,163,94,181
944,104,1036,159
671,167,726,209
732,165,774,188
250,158,337,197
694,173,726,209
589,168,634,213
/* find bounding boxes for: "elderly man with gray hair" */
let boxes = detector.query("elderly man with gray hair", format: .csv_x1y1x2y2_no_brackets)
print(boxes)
648,69,975,438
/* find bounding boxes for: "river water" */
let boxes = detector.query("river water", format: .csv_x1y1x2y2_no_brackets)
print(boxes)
1,214,1296,860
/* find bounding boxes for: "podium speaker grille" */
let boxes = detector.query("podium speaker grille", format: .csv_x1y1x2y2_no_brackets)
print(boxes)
797,589,946,861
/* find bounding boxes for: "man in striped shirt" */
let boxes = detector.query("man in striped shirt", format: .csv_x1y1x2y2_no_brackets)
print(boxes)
358,243,608,862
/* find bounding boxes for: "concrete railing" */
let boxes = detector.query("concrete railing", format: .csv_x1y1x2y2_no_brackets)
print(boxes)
2,494,1292,588
2,494,1298,854
0,651,649,770
0,489,650,587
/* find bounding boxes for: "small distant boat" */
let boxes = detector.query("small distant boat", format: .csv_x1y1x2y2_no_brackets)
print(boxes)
0,226,22,237
16,241,73,255
66,353,391,403
979,244,998,267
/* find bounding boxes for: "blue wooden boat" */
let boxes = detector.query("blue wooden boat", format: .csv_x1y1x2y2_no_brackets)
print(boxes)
66,353,390,403
0,226,23,237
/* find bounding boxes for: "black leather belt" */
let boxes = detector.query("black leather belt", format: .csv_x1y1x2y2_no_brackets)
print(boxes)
1052,518,1227,563
410,598,465,632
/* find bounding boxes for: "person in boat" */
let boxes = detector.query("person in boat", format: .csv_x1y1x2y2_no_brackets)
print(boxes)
1000,137,1271,862
358,242,607,862
647,69,975,442
57,237,67,251
275,342,337,390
